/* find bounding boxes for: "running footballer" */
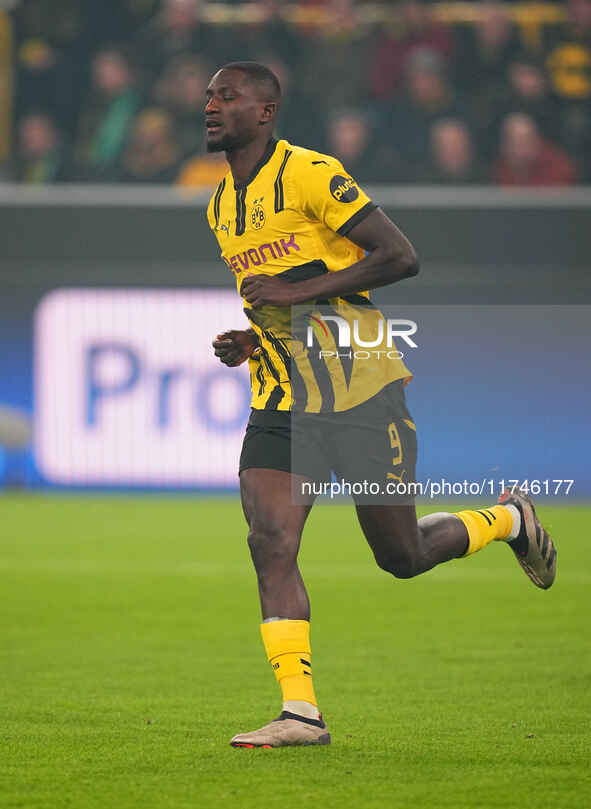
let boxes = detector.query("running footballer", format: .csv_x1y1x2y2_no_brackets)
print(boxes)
206,62,557,748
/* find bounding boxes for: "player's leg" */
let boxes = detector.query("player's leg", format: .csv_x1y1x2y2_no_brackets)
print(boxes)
240,467,312,620
356,502,469,578
230,467,330,747
357,489,556,589
335,381,549,583
356,502,520,578
353,409,523,576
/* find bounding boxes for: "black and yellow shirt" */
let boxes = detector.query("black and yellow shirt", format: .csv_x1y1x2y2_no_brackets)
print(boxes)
207,137,411,413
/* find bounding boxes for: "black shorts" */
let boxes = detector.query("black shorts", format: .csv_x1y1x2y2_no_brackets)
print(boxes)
239,381,417,503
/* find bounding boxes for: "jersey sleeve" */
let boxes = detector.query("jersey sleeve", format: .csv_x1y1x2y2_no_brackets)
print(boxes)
291,155,377,236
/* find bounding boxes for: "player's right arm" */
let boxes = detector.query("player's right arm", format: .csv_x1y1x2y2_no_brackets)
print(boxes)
207,177,260,368
212,328,259,367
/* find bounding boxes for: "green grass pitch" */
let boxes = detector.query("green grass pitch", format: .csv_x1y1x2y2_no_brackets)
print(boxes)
2,495,589,809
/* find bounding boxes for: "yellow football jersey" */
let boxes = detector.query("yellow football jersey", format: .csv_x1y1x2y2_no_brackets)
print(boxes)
207,137,411,412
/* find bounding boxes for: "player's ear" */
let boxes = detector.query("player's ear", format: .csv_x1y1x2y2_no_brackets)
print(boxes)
260,102,276,125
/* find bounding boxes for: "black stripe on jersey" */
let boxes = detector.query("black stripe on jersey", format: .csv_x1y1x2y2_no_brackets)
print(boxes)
322,308,355,390
255,363,266,397
247,311,308,411
235,187,247,236
337,201,377,237
213,177,226,229
277,260,328,283
259,347,282,384
267,332,310,412
277,261,373,310
263,330,292,380
289,359,309,412
274,149,293,213
306,330,336,413
262,325,311,412
342,293,374,306
276,261,372,309
244,312,288,383
264,384,285,410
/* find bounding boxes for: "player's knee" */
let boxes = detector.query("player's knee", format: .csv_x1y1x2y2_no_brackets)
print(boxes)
374,549,420,579
247,523,297,573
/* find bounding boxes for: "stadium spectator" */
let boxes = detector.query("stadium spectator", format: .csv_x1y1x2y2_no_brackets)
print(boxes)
369,0,455,100
5,0,591,187
12,0,147,49
116,108,183,183
418,118,483,184
492,112,578,186
136,0,229,81
458,3,522,157
13,36,61,119
11,0,143,135
152,54,211,154
389,46,466,177
12,113,68,183
544,0,591,102
240,1,303,71
72,45,141,181
325,108,402,182
543,0,591,180
505,55,560,137
457,3,521,95
257,56,317,147
476,52,561,160
298,0,373,112
501,54,561,140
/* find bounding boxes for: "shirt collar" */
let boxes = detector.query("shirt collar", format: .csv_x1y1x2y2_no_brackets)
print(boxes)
233,137,279,190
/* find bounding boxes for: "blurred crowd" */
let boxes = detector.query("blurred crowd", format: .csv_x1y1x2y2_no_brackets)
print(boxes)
2,0,591,187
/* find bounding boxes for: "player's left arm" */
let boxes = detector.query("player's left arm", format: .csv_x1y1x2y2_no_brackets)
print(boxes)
240,208,418,306
296,207,419,302
240,156,419,307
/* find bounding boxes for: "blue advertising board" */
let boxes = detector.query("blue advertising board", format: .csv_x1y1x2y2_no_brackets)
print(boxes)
0,292,588,496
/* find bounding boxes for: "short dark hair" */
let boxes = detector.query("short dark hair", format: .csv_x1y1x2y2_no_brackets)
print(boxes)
220,61,281,102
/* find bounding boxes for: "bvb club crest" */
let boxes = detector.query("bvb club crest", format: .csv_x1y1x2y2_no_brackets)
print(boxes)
250,197,266,230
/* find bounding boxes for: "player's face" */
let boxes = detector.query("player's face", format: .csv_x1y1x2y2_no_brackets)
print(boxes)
205,70,265,152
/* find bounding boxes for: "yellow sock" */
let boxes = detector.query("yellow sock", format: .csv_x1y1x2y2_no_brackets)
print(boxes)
456,505,514,557
260,619,317,706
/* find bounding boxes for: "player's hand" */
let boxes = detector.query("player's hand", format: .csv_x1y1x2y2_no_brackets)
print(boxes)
212,330,258,367
240,275,297,307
